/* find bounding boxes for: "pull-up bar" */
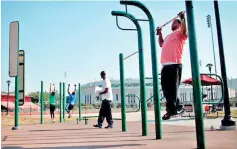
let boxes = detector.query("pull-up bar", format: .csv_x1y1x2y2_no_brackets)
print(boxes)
120,0,162,140
112,10,148,136
154,11,186,33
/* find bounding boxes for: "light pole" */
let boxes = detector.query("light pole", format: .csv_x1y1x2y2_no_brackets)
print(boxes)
199,60,204,95
6,80,11,115
206,63,213,100
206,15,217,76
206,63,213,75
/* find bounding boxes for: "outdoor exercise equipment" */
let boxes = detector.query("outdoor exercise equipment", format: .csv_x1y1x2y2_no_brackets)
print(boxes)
112,11,147,135
154,11,186,34
118,0,212,148
145,76,165,103
63,82,66,122
40,81,66,124
123,51,138,60
77,85,103,124
59,82,63,123
125,94,140,113
40,81,44,124
76,93,139,125
119,0,162,139
214,1,236,129
185,1,205,148
181,74,224,119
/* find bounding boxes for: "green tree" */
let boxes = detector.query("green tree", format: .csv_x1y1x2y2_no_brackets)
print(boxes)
28,91,40,103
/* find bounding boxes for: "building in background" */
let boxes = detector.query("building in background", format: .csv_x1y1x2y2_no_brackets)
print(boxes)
78,78,236,107
1,94,40,113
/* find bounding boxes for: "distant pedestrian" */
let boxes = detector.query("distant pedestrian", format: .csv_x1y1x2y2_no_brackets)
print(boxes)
93,71,113,129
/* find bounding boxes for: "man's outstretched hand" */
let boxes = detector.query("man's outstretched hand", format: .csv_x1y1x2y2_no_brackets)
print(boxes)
178,11,185,20
156,27,162,35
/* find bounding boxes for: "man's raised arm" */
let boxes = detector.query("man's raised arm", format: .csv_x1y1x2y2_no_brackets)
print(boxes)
156,27,164,47
74,84,76,93
179,11,188,38
68,84,70,94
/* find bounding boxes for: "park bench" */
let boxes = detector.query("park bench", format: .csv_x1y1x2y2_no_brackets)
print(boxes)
76,116,121,125
182,103,220,119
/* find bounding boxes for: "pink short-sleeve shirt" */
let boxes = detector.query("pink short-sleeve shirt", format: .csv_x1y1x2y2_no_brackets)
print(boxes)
161,29,188,65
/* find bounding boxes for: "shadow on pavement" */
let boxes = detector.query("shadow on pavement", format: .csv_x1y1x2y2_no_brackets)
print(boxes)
28,128,97,132
6,134,143,142
3,138,153,146
2,144,145,149
5,131,128,138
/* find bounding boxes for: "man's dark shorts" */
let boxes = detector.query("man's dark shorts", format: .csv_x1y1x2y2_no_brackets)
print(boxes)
50,104,56,113
68,104,74,111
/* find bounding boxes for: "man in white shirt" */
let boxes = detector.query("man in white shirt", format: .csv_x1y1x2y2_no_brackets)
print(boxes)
93,71,113,129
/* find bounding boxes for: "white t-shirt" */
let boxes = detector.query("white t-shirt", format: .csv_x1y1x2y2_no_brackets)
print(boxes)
101,78,113,101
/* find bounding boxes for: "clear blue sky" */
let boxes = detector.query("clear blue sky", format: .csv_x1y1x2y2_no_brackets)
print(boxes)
1,1,237,93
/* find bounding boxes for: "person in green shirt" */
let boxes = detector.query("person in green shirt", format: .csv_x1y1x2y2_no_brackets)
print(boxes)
49,84,56,122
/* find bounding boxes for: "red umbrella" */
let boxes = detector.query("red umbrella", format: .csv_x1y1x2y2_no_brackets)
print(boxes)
182,75,221,86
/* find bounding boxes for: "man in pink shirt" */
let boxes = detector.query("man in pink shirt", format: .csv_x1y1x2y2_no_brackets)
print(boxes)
156,11,188,120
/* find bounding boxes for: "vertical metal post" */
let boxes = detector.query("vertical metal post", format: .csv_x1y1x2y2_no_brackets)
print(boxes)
137,25,148,136
63,82,65,122
78,83,82,121
40,81,44,124
119,53,127,132
59,82,62,123
185,1,206,149
214,0,236,128
148,10,162,140
12,75,20,130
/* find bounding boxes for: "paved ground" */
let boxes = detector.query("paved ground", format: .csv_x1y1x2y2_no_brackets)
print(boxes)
1,111,237,149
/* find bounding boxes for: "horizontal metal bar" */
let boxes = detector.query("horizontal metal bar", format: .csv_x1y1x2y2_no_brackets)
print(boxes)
154,11,186,33
123,51,138,60
145,74,161,80
116,16,137,31
136,19,149,21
